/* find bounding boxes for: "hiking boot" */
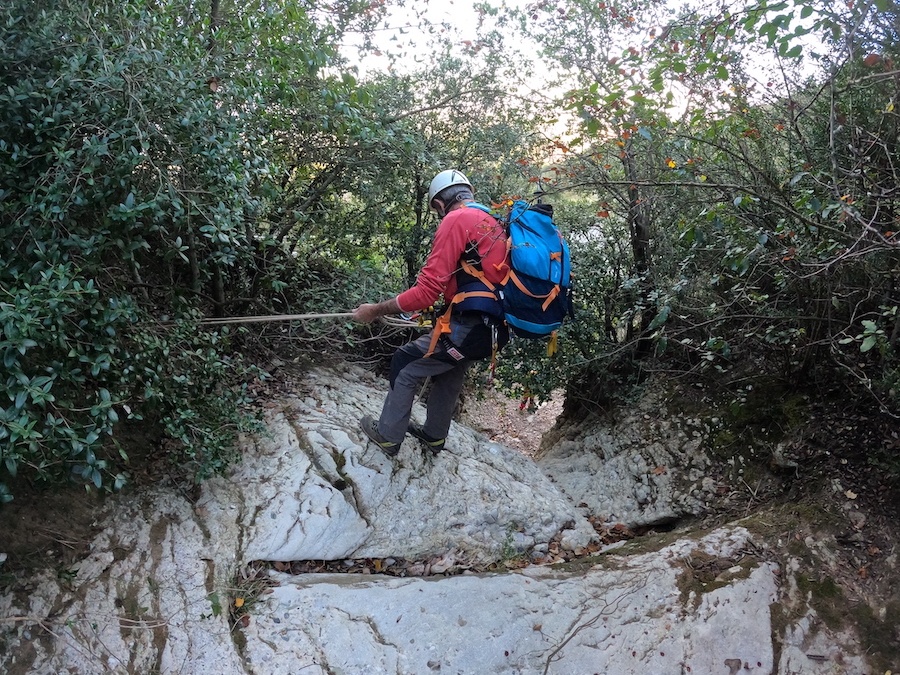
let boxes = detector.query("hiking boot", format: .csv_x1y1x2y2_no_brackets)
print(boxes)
407,423,446,456
360,416,401,457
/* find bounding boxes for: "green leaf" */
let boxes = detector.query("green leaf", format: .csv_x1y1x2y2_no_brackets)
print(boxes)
656,336,668,354
860,335,877,353
648,306,671,330
716,65,729,80
208,592,222,617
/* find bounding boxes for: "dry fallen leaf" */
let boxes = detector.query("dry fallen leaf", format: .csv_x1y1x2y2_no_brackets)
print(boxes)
652,465,668,475
845,489,858,500
234,597,244,608
863,53,882,67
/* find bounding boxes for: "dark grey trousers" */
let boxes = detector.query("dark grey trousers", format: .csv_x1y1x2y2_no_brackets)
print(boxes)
377,318,483,443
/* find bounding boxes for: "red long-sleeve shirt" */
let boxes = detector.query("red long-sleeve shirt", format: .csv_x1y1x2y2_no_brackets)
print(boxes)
396,205,508,313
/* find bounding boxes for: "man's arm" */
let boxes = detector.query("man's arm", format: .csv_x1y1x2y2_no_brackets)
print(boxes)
394,210,468,311
352,207,470,323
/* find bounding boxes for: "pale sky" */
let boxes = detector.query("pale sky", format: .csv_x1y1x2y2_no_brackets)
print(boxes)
342,0,533,78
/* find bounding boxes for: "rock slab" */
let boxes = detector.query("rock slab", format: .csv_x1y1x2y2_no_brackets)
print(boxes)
241,528,778,675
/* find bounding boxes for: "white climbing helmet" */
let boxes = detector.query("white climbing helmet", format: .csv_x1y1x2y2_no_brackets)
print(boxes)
427,169,473,205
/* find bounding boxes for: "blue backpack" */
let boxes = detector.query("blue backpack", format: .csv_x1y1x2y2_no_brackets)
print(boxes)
501,200,572,344
452,200,572,351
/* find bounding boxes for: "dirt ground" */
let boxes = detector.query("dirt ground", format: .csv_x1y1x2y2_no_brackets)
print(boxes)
459,386,565,458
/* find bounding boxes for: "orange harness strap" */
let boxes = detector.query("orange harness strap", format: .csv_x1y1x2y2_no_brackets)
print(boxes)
424,290,499,358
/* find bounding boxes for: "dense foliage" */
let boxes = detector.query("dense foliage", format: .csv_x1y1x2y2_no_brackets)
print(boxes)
494,1,899,422
1,0,898,500
0,0,390,498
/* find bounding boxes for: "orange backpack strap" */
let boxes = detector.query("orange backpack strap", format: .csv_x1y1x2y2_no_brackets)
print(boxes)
459,259,497,291
507,270,560,310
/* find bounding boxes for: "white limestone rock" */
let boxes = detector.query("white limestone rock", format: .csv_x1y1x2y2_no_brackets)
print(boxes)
201,365,597,564
538,388,717,528
0,491,245,675
240,527,779,675
0,368,878,675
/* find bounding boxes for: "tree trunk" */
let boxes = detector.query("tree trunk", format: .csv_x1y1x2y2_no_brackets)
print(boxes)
405,175,428,288
622,141,654,357
211,264,225,318
186,225,202,296
207,0,221,54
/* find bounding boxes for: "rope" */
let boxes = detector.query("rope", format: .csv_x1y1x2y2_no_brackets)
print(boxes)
189,312,427,330
196,312,356,326
381,316,430,329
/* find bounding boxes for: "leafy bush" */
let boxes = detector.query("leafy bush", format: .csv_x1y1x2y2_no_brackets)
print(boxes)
0,0,276,499
124,318,266,482
0,266,264,496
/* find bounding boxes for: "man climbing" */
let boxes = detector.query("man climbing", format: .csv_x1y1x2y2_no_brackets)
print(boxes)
352,169,509,457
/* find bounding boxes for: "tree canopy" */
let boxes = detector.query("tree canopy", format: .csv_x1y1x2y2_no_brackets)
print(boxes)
1,0,897,501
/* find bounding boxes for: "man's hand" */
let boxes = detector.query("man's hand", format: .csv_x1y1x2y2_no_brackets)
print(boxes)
352,297,401,323
352,303,382,323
